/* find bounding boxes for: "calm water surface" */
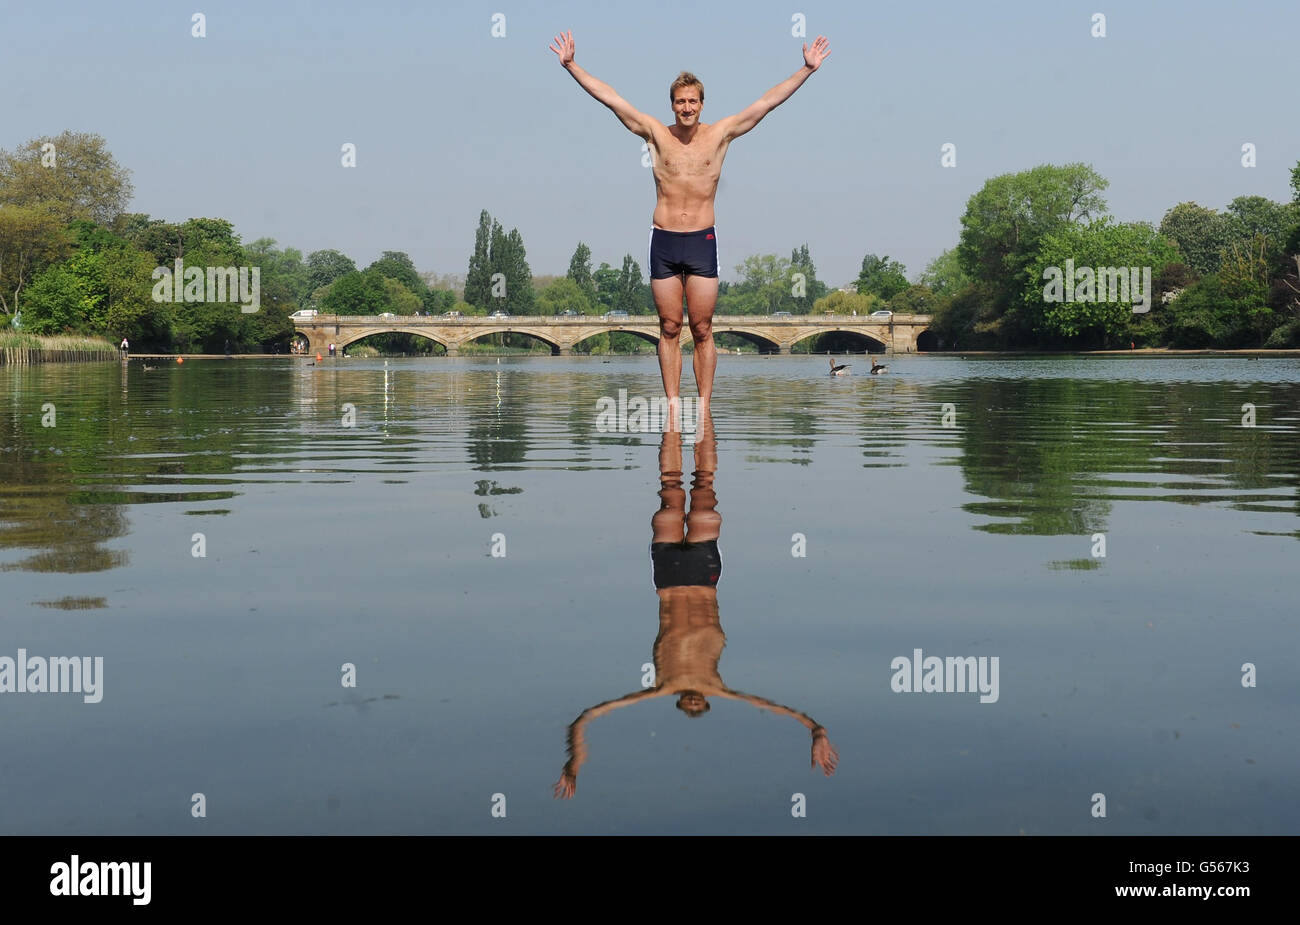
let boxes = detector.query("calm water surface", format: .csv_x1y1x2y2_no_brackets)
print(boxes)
2,355,1297,834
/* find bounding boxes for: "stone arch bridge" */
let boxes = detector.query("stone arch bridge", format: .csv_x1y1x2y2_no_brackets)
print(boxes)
294,314,934,356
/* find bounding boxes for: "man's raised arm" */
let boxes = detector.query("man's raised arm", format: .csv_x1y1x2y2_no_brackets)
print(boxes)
550,30,654,139
718,35,831,142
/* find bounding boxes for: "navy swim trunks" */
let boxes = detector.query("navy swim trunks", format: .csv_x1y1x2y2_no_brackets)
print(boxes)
648,226,719,279
651,539,722,589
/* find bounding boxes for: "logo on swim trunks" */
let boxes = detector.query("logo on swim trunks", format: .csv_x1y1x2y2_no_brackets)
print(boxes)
595,389,697,438
706,234,714,240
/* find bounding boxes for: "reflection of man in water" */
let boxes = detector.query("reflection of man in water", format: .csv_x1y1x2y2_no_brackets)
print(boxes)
554,412,838,799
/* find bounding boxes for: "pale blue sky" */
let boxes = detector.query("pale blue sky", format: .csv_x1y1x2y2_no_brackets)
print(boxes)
3,0,1295,287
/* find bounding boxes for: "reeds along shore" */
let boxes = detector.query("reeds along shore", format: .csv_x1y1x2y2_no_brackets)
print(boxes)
0,333,118,364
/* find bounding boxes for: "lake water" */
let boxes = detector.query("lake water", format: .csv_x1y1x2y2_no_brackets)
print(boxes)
1,354,1296,834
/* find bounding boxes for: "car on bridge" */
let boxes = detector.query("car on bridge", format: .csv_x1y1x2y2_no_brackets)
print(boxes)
771,311,793,317
290,309,318,318
604,310,629,319
379,312,396,318
488,310,510,319
870,310,893,319
443,310,463,317
556,310,582,316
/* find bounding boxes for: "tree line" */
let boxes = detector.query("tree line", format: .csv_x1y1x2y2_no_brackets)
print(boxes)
3,132,1297,352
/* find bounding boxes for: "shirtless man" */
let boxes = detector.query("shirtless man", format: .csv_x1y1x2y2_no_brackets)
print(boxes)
550,30,831,414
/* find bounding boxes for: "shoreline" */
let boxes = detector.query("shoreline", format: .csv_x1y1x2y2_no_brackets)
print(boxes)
115,348,1300,359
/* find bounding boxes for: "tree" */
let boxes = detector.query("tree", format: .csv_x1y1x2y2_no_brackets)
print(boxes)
567,242,596,301
811,290,880,315
592,261,621,309
494,227,534,315
887,284,942,315
0,131,133,225
465,211,494,309
381,277,422,314
320,269,389,314
0,206,69,317
538,277,595,315
855,253,909,300
1222,195,1299,271
789,243,827,312
1026,219,1183,344
368,251,426,295
1160,275,1251,348
71,222,162,339
728,254,795,314
305,250,357,296
246,238,310,307
615,255,644,313
918,248,971,296
1157,202,1231,275
422,288,457,314
114,213,184,264
956,162,1109,295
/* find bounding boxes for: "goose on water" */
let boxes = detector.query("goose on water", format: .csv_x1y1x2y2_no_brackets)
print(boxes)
870,358,889,375
829,357,851,376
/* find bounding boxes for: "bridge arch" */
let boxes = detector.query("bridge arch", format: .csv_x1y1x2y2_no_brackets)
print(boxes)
790,328,889,353
458,326,562,353
335,328,453,352
712,326,781,353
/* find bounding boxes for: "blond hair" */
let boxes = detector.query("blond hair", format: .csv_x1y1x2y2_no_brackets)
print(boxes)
669,71,704,104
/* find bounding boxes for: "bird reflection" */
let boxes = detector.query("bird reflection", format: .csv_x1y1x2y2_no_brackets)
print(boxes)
554,411,838,799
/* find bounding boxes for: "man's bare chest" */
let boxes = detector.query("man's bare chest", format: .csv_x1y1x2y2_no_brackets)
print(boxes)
652,130,726,179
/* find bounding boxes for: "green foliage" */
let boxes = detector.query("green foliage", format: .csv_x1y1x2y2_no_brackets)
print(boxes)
887,284,941,315
496,228,535,315
0,131,133,225
811,290,880,315
538,277,595,315
957,163,1109,306
321,269,389,314
919,248,970,296
1159,276,1236,348
567,242,595,301
21,263,87,333
614,255,644,313
422,288,457,314
368,251,426,295
245,238,309,309
854,253,909,300
730,254,795,314
1157,202,1231,275
789,243,827,312
465,211,493,308
0,206,70,316
380,276,422,314
927,282,1001,348
1026,220,1182,343
592,262,620,309
305,249,357,296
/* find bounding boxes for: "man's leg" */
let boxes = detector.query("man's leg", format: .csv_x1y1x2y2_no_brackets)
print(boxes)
685,274,718,409
652,274,686,421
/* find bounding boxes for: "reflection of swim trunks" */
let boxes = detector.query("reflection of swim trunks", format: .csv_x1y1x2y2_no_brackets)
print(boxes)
648,226,719,279
651,539,722,589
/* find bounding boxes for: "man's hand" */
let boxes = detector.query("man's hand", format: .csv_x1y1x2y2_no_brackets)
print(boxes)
549,30,575,68
803,35,831,71
811,729,839,776
553,770,577,799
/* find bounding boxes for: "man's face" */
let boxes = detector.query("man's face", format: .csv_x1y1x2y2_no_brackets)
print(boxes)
673,87,702,126
678,691,709,715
